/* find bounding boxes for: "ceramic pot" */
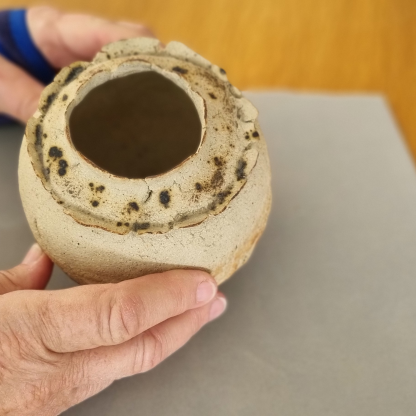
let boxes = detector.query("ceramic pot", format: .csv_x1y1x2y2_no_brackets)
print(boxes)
18,37,272,285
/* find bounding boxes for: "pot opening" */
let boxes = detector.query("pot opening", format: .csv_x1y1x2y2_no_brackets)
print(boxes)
69,71,202,178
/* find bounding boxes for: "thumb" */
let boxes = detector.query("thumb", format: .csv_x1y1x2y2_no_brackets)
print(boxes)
0,244,54,295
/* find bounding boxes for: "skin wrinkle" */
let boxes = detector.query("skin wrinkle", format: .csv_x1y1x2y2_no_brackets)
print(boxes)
0,300,61,412
141,327,166,373
120,290,144,342
96,287,111,350
107,290,126,345
117,291,146,344
2,309,39,370
34,294,66,355
0,331,15,382
0,269,22,293
99,286,146,346
130,333,146,375
168,279,190,313
65,351,90,387
188,308,205,335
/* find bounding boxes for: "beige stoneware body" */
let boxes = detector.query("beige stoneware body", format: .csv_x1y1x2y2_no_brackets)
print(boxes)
18,38,272,285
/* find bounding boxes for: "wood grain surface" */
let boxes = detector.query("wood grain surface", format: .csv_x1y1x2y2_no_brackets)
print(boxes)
3,0,416,158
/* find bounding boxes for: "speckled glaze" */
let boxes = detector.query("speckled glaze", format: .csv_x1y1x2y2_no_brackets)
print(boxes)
18,38,272,285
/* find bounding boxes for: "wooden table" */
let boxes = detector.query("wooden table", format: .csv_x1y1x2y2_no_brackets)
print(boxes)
4,0,416,158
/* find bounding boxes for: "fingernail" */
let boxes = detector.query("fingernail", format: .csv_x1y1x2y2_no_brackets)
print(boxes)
209,296,227,321
22,243,43,265
196,280,217,303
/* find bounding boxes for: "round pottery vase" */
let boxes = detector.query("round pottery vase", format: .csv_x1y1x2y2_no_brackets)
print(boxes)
18,37,272,285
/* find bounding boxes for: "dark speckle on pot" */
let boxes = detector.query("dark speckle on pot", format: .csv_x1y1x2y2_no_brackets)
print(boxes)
49,147,63,159
160,190,170,207
145,190,153,202
96,185,105,193
219,68,226,75
129,202,139,211
117,222,122,227
195,182,202,191
62,94,68,101
216,189,232,204
209,93,217,99
172,66,188,74
42,93,57,113
64,65,85,85
236,159,247,181
35,124,42,146
211,170,224,188
213,156,224,167
124,222,130,227
132,222,150,231
91,200,99,207
58,160,68,176
252,131,259,138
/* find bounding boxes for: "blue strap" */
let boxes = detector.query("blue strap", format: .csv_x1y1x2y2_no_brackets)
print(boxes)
0,36,13,62
0,9,56,124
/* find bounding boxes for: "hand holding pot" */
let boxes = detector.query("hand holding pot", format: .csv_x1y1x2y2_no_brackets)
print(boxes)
0,8,227,414
0,244,226,415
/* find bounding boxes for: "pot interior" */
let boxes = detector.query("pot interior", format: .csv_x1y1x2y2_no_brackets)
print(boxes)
69,71,202,178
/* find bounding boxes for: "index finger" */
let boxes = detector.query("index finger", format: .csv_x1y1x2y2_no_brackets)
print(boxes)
7,269,217,353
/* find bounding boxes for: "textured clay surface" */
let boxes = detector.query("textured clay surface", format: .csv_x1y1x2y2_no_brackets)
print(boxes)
19,38,272,285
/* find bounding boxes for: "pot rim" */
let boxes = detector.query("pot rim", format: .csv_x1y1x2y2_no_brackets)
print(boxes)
24,38,262,236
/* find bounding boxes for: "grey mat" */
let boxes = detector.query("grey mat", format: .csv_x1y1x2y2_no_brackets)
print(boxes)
1,92,416,415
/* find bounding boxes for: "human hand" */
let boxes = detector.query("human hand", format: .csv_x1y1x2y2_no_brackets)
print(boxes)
0,244,226,415
0,6,155,123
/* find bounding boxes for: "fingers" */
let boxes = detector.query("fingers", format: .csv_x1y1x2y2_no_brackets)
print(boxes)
68,294,227,383
27,6,156,69
24,269,218,353
0,244,53,295
0,7,155,122
0,55,44,122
